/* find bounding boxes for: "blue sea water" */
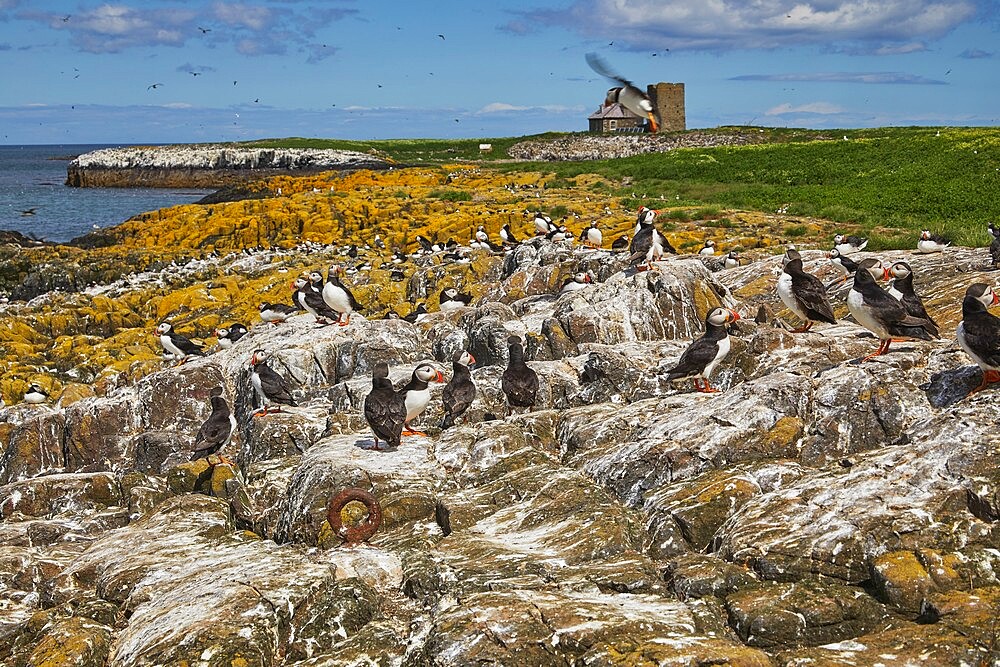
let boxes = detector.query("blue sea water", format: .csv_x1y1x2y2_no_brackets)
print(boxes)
0,144,212,243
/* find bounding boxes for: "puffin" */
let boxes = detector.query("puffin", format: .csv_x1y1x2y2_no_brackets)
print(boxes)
957,283,1000,392
439,287,472,311
258,302,298,325
723,251,741,269
374,234,386,250
398,362,444,436
665,307,740,393
827,248,860,285
23,383,49,404
156,322,204,363
560,272,593,293
699,240,717,256
833,234,868,255
475,226,489,244
776,252,837,333
215,324,248,349
917,230,951,253
635,206,657,235
501,336,538,414
190,387,236,461
887,261,939,337
547,224,571,243
580,221,602,248
847,258,939,361
500,223,519,246
416,235,434,253
301,272,341,325
629,214,675,270
402,303,428,323
988,223,1000,270
322,265,363,326
585,52,659,132
440,350,476,429
364,362,407,449
533,212,555,235
611,234,629,251
249,349,297,415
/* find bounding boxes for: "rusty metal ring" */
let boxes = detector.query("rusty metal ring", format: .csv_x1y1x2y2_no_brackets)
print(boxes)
327,488,382,546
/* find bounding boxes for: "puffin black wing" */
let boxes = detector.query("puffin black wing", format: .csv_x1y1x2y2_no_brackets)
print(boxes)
441,362,476,429
170,332,205,356
585,52,635,89
258,365,297,406
501,339,538,409
790,270,837,324
364,364,407,448
963,305,1000,367
191,391,233,459
666,338,721,380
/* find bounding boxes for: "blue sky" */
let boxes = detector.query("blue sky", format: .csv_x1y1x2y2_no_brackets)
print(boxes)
1,0,998,144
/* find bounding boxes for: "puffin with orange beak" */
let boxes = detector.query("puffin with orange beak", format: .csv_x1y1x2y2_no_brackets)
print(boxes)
957,283,1000,393
665,307,740,393
586,52,660,132
249,349,297,416
398,362,444,436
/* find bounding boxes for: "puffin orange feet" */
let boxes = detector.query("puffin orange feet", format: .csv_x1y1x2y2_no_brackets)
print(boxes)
860,339,891,363
790,322,814,334
970,369,1000,394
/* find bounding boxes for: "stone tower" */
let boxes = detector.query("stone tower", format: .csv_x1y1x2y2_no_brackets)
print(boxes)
647,83,685,132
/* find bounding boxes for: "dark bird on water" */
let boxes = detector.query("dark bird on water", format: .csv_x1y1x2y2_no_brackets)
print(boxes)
18,207,38,216
190,387,236,461
441,350,476,429
502,336,538,414
585,52,659,132
364,362,407,450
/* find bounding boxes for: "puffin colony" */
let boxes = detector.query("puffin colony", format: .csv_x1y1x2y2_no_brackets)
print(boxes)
133,207,999,457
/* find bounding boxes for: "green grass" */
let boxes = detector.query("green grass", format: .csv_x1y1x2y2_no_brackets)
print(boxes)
499,126,1000,249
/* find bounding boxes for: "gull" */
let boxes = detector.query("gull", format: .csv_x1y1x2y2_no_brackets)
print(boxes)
437,34,445,40
18,207,39,216
198,26,211,33
147,83,163,90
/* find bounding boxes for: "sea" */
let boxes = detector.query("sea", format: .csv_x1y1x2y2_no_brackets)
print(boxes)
0,144,213,243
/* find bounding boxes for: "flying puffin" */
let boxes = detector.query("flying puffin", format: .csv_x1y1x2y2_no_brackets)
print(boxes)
190,387,236,461
917,230,951,253
249,349,297,415
957,283,1000,392
300,273,341,325
502,336,538,414
364,362,407,449
156,322,204,363
699,240,717,256
847,258,938,361
23,383,49,404
887,261,939,337
439,287,472,311
585,52,659,132
500,223,519,246
833,234,868,255
776,252,837,333
827,248,860,285
322,265,363,326
215,324,248,349
441,350,476,429
258,302,298,325
398,362,444,436
560,272,593,293
629,214,675,270
611,234,629,251
988,223,1000,270
580,221,602,248
665,307,740,393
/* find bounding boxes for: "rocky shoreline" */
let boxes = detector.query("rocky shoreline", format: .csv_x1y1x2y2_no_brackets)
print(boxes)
65,145,392,188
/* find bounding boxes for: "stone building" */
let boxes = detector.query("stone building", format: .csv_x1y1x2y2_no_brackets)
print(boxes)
587,82,686,133
587,103,646,133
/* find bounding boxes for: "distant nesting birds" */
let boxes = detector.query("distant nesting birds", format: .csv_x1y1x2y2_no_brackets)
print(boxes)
156,322,204,364
917,230,950,253
665,307,740,393
502,336,538,414
699,240,716,256
190,387,236,461
957,283,1000,392
249,349,297,415
439,287,472,311
215,324,248,349
611,234,629,251
585,52,659,132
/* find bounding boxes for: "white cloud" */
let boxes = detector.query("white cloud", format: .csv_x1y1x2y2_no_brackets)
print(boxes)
732,72,947,85
213,2,271,30
765,102,846,115
511,0,985,52
477,102,585,114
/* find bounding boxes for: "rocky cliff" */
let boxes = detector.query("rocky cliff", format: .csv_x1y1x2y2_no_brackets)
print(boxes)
2,204,1000,665
65,145,391,188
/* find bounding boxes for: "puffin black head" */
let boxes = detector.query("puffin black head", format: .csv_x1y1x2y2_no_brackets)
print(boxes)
372,362,390,379
453,349,476,367
443,288,458,299
250,349,266,367
210,386,224,398
857,258,889,281
216,327,229,338
414,362,444,383
309,271,324,285
155,322,173,335
989,223,1000,240
706,307,740,327
966,283,999,308
781,249,801,266
889,261,912,280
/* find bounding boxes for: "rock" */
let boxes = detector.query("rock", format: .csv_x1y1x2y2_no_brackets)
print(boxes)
24,616,111,667
777,624,991,666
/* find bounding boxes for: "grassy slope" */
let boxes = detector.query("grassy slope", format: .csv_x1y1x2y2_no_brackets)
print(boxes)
232,127,1000,249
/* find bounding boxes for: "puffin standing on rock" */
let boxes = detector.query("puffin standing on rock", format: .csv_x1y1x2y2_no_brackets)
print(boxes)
887,261,939,337
777,251,837,333
398,362,444,436
665,307,740,393
580,221,602,248
300,272,341,325
629,211,674,271
258,302,298,325
364,362,407,449
322,265,363,326
827,248,860,286
190,387,236,461
500,223,519,246
501,336,538,414
847,259,939,362
833,234,868,255
156,322,204,364
215,324,248,349
249,349,297,415
441,350,477,429
917,230,951,254
958,283,1000,392
439,287,472,311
